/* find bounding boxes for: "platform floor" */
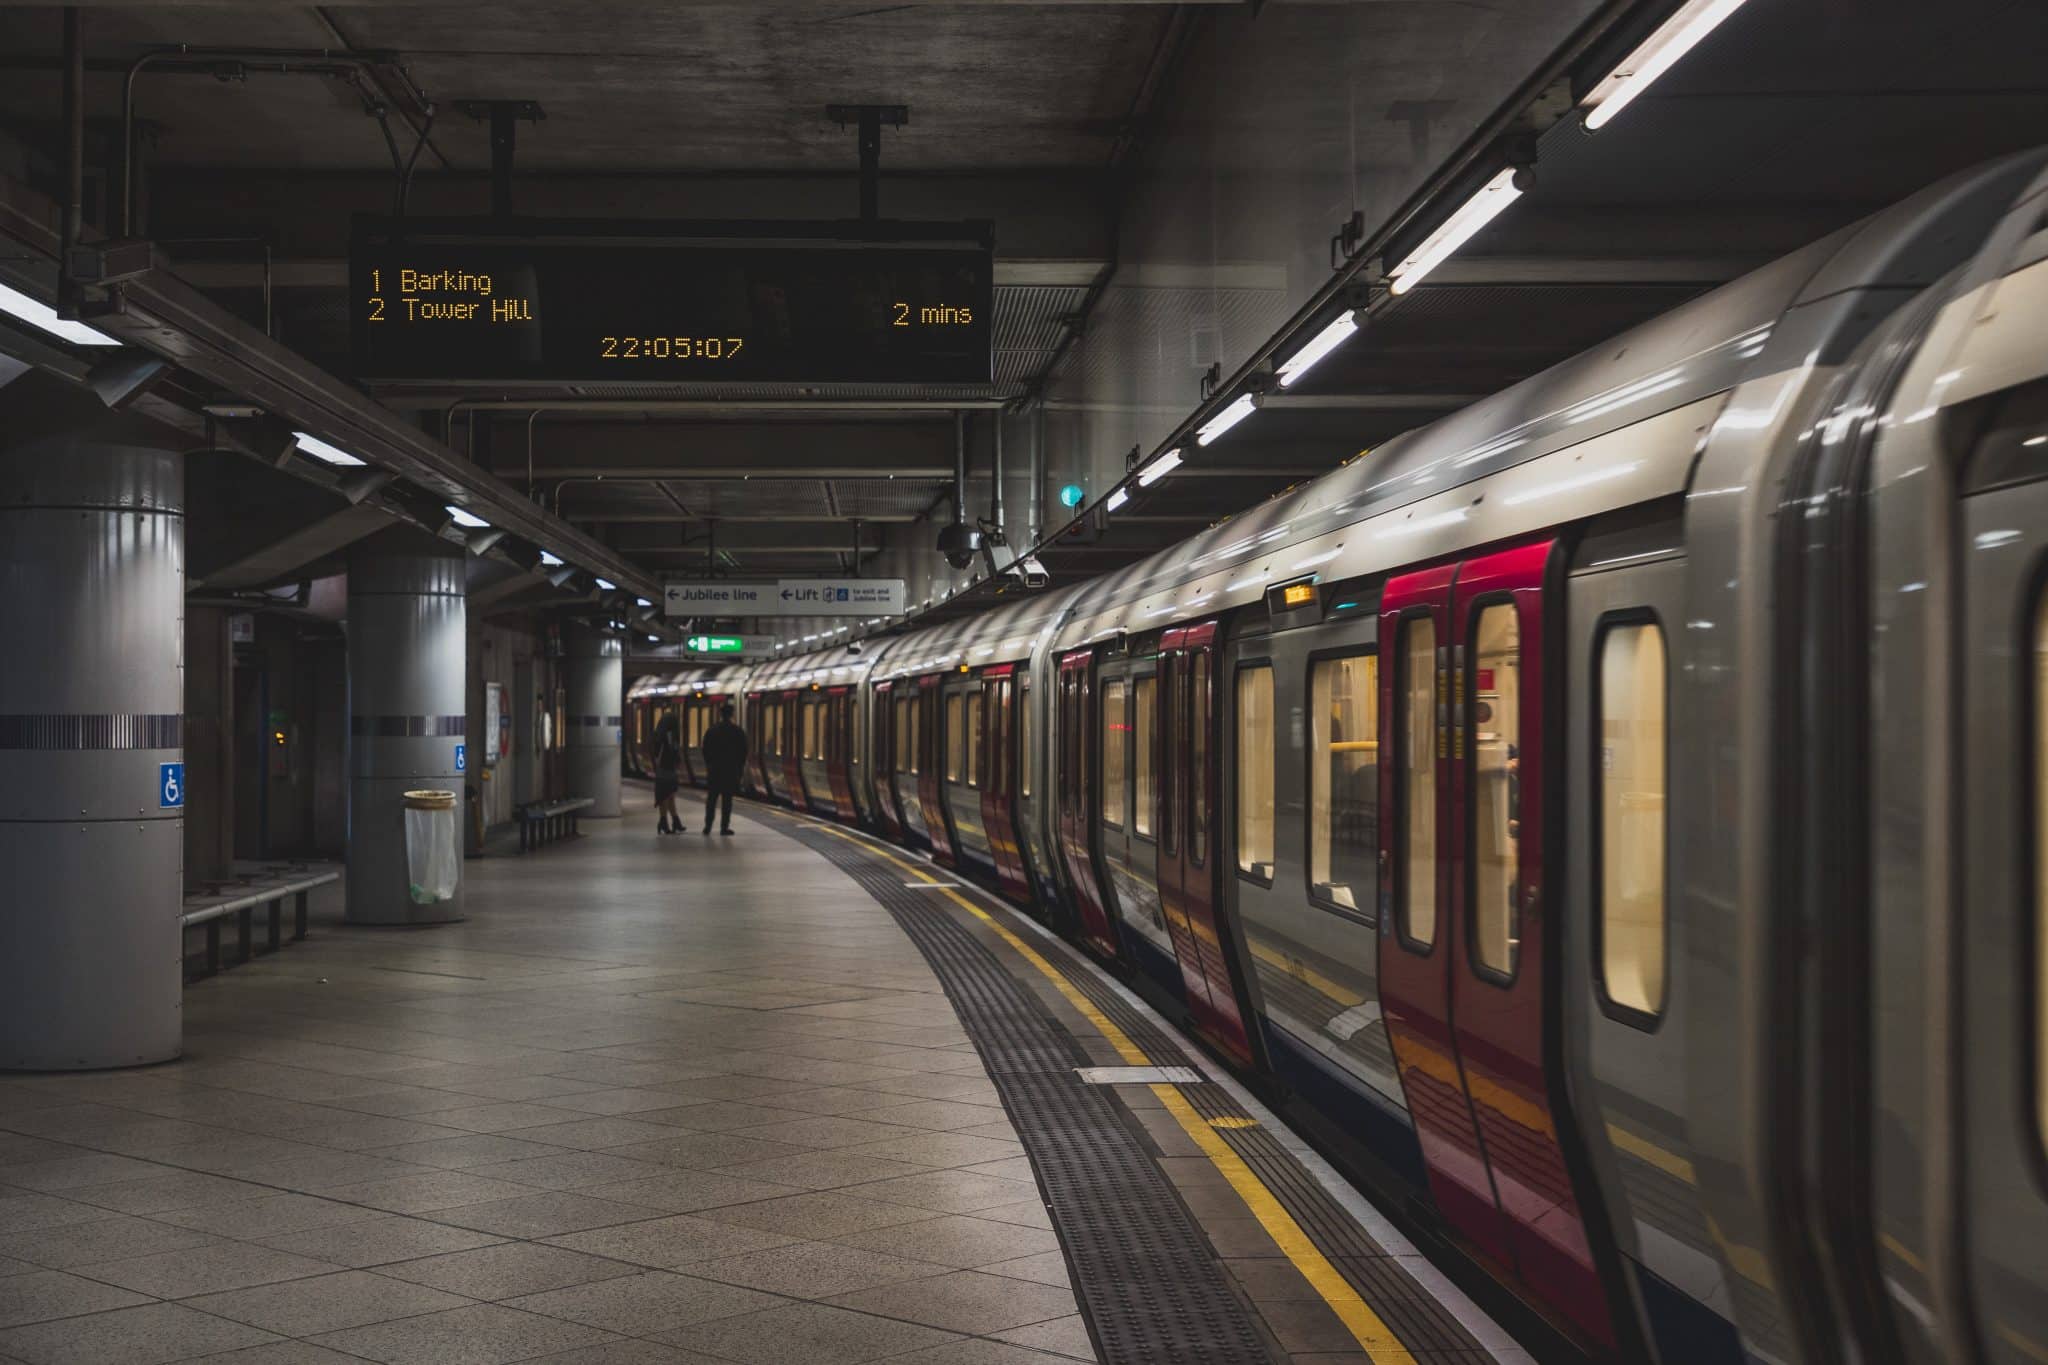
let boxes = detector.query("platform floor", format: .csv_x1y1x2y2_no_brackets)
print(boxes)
0,786,1517,1365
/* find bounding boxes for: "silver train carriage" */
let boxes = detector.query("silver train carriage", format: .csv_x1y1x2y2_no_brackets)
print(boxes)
632,153,2048,1365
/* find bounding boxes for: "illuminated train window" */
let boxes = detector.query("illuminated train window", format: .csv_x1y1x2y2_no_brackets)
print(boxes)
1310,653,1378,913
945,693,965,784
1236,666,1275,878
966,688,984,790
1134,677,1157,837
1101,679,1128,829
1470,604,1521,983
1398,616,1438,951
1019,676,1034,800
1597,617,1669,1022
2036,592,2048,1146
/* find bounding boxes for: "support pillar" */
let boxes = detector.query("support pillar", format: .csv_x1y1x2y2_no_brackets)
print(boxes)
346,528,466,925
0,371,184,1070
563,625,622,817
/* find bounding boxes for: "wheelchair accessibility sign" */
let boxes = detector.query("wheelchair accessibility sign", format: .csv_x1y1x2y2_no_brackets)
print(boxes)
159,762,185,809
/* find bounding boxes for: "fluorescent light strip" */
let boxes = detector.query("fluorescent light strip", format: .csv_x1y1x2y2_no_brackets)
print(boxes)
294,432,366,467
1583,0,1750,131
1197,393,1258,446
1105,487,1130,513
0,280,120,346
1136,448,1183,487
539,550,564,566
1389,168,1525,296
1276,311,1359,388
444,505,489,529
594,577,617,591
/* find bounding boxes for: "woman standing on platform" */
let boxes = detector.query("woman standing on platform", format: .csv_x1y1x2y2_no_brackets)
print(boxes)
652,714,684,835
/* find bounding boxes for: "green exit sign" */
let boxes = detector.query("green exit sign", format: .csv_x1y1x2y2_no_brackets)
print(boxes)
685,635,746,653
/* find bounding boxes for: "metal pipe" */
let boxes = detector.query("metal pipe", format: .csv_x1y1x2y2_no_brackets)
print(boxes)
122,47,432,236
1028,403,1043,546
953,411,967,527
444,398,1007,417
991,407,1005,540
60,8,82,316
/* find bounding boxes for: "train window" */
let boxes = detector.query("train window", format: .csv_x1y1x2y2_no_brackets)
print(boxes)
1101,678,1128,829
1019,675,1034,800
1471,604,1521,983
1134,676,1157,837
1190,653,1210,867
1397,616,1438,951
909,695,922,776
1237,665,1275,878
850,698,861,768
945,693,964,783
1310,653,1379,913
1597,617,1668,1022
2037,590,2048,1149
966,688,984,790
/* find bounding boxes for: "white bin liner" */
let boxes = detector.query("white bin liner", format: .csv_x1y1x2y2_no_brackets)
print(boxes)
403,791,459,904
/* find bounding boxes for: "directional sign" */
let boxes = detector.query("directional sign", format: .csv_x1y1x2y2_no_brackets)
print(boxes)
663,582,772,617
772,579,905,617
664,579,904,619
682,634,776,657
159,762,185,809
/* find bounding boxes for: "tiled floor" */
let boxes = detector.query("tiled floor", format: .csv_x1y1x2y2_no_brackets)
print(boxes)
0,795,1096,1365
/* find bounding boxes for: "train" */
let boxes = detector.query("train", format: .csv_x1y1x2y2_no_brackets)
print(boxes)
625,153,2048,1365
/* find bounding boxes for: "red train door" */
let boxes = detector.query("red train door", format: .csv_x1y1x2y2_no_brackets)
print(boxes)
917,675,955,866
1449,539,1612,1345
1156,624,1254,1066
745,693,772,794
1055,649,1118,959
781,692,806,804
1378,562,1512,1267
872,682,902,837
979,666,1029,901
826,687,856,819
1380,540,1617,1349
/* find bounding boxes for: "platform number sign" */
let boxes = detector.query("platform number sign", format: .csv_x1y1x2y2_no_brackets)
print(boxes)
158,762,185,809
455,744,466,774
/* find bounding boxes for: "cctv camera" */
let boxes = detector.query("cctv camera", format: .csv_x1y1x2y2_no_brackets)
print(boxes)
845,639,865,655
936,523,982,572
1003,555,1050,590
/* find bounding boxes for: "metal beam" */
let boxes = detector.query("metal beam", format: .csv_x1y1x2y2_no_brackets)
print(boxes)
198,502,396,590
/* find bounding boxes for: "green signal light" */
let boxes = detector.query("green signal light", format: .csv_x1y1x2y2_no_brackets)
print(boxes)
1059,483,1086,509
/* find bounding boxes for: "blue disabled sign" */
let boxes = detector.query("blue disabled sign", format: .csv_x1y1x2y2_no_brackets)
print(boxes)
159,762,185,809
454,743,466,773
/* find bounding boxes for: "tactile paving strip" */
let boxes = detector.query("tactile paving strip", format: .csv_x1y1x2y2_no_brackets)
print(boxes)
1003,918,1493,1359
781,819,1279,1365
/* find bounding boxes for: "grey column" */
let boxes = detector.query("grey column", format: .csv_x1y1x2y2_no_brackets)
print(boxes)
563,626,623,817
347,528,466,925
0,372,184,1070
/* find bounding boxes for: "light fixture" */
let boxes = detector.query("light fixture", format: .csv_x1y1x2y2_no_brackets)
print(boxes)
1059,483,1086,509
1582,0,1750,131
539,550,564,566
636,597,652,607
1197,393,1258,446
1276,311,1359,388
1105,487,1130,513
1389,168,1527,295
2025,435,2047,448
444,505,489,529
295,432,366,467
1137,448,1183,487
0,280,120,347
594,577,616,591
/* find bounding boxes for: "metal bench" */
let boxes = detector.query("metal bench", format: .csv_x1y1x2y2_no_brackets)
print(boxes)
182,866,339,979
518,796,595,852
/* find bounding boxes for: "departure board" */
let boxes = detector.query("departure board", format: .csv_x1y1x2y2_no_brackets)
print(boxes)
348,218,994,384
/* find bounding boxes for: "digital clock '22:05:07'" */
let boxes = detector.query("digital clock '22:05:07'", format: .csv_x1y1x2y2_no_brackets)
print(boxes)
600,336,744,360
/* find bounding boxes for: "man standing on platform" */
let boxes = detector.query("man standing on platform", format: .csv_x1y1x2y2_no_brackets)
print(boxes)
700,702,749,836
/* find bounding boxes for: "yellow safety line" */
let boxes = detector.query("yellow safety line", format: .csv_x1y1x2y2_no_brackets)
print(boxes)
786,812,1419,1365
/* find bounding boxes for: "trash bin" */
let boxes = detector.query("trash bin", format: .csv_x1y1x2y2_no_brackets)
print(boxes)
403,790,460,905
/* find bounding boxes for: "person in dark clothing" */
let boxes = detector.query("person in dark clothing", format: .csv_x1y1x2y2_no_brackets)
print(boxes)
652,714,683,835
700,702,748,835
